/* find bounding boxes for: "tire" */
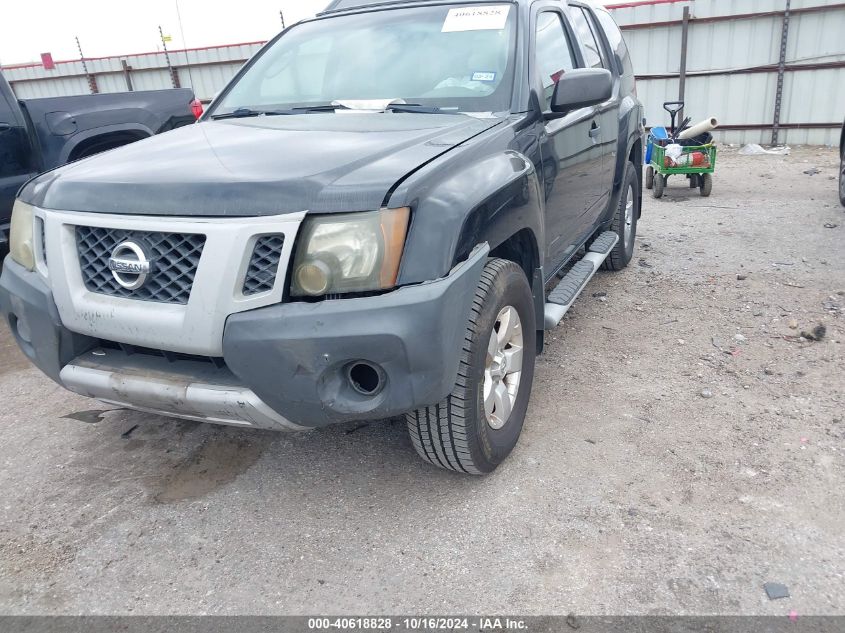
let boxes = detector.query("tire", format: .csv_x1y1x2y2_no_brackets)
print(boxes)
645,165,654,190
700,173,713,197
652,172,665,199
604,160,639,271
839,145,845,207
406,258,536,474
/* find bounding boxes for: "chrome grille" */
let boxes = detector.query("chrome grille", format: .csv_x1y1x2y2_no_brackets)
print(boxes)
243,234,285,296
75,226,205,304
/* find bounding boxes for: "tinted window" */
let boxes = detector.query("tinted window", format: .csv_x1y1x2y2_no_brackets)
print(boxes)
569,6,606,69
534,12,577,110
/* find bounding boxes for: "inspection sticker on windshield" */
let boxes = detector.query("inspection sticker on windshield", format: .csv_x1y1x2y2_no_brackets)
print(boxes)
442,5,511,32
471,71,497,82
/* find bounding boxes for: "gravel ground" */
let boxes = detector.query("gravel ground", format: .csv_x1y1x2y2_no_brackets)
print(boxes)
0,146,843,616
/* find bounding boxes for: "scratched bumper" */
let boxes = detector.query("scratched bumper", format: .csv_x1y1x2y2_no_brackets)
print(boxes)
0,245,488,430
59,349,305,431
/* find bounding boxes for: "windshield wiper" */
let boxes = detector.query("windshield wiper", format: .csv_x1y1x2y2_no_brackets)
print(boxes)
211,103,453,119
384,103,459,114
289,103,352,113
211,104,345,119
210,107,263,120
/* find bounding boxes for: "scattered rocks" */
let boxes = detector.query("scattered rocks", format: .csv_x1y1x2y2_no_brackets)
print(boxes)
788,318,799,329
824,223,838,229
800,324,827,342
737,274,748,281
803,167,820,176
764,582,790,600
700,389,714,399
734,333,747,343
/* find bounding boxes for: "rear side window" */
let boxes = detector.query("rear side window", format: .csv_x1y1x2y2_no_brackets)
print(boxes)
595,8,635,77
569,6,607,70
534,12,577,110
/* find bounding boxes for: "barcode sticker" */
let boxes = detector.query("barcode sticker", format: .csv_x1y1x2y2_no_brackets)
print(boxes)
442,5,511,32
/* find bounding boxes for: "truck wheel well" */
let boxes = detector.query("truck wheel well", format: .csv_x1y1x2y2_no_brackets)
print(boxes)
489,228,539,282
68,131,149,162
629,138,643,173
628,138,643,217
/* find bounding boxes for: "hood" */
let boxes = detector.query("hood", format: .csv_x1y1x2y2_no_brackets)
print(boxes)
22,113,503,216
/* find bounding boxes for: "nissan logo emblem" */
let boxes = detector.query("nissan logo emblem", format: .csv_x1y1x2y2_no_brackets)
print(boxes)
107,241,153,290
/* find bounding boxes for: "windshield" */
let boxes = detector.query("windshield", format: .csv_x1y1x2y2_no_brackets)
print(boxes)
211,3,517,116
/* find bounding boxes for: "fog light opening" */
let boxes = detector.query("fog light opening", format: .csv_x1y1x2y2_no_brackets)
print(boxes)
347,362,383,396
11,314,32,344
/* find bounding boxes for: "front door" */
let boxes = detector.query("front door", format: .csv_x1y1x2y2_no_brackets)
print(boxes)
532,7,605,273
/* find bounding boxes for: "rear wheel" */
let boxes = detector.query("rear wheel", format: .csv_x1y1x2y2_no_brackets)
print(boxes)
604,160,639,271
839,145,845,207
645,165,654,190
406,258,536,474
700,173,713,197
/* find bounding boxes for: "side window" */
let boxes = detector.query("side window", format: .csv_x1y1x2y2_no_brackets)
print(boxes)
534,12,577,111
595,9,635,77
569,6,607,70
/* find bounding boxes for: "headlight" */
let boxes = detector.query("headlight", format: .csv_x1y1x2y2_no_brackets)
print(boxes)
9,200,35,271
291,207,410,297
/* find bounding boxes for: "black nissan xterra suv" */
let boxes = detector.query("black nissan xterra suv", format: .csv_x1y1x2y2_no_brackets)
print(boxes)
0,0,643,474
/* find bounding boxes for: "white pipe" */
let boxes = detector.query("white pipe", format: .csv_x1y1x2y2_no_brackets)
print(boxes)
678,117,719,139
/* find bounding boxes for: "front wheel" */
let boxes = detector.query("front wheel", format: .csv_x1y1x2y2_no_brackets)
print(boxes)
406,258,536,474
653,173,665,199
700,173,713,197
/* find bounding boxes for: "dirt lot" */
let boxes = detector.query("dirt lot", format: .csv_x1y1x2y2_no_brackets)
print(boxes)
0,147,842,616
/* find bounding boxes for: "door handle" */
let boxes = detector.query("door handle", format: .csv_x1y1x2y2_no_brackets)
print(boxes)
589,122,600,139
0,122,12,133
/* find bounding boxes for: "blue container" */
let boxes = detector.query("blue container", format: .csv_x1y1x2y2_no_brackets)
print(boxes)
645,126,669,164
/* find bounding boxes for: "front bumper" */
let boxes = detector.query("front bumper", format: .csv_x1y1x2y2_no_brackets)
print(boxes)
0,245,488,429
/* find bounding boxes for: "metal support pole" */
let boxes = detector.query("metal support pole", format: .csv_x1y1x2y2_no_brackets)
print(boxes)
76,36,98,94
121,59,134,91
678,5,690,122
159,26,180,89
772,0,791,146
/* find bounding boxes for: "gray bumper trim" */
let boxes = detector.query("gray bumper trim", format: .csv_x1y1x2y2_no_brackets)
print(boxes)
0,257,97,383
60,350,306,431
223,244,490,427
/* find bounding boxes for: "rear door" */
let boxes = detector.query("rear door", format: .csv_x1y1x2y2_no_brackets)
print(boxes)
0,77,36,230
568,3,620,215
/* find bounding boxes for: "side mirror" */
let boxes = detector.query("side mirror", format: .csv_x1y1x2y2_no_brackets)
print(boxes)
549,68,613,117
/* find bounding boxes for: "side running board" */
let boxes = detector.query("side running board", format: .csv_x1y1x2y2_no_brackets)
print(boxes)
544,231,618,330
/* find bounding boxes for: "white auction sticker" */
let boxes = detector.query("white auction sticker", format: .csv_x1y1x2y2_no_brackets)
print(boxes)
442,5,511,32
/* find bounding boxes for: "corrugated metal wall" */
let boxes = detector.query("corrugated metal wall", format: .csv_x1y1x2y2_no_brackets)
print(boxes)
2,0,844,145
2,42,265,102
608,0,845,145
